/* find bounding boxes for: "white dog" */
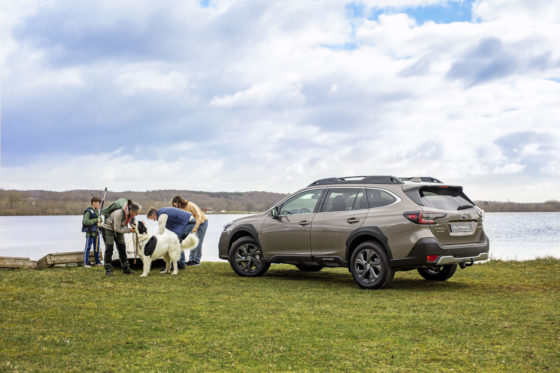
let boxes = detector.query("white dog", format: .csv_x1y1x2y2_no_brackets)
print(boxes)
132,221,199,277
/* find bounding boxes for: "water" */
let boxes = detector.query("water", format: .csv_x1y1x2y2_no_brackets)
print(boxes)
0,214,249,262
0,213,558,261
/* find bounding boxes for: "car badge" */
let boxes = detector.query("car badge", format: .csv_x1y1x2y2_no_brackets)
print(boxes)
461,214,468,219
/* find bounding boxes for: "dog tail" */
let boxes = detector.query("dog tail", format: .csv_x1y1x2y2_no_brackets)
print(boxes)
181,232,199,251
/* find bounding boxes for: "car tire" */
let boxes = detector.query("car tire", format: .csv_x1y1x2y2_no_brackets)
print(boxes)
229,236,270,277
350,241,394,289
295,264,324,272
417,264,457,281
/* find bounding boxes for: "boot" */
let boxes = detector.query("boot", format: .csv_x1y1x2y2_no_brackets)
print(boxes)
105,263,113,276
122,263,135,275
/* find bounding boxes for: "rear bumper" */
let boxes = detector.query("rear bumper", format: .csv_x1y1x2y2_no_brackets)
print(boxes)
437,252,488,265
390,233,490,269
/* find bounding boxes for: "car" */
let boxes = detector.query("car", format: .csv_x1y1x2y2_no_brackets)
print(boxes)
218,176,489,289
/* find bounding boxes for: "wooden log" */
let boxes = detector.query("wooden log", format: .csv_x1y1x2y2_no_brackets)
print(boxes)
36,251,98,269
0,256,37,269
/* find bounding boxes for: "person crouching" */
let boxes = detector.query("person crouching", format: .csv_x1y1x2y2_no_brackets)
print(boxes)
101,200,141,276
146,206,193,270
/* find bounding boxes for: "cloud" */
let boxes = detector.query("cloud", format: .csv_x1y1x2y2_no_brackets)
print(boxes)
446,37,555,86
2,0,560,202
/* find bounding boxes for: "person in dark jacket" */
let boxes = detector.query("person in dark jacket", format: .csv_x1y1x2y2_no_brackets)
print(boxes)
146,207,193,269
82,196,103,267
101,200,141,276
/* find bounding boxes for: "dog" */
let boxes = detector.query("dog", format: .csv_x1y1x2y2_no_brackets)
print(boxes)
132,221,199,277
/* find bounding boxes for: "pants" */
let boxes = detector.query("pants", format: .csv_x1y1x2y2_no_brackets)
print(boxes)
84,235,101,265
179,220,208,265
101,228,129,270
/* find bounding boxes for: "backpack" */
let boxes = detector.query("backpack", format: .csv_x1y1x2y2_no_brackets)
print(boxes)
102,197,129,219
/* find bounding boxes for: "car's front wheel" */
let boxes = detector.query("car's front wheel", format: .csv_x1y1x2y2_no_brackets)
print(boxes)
229,236,270,277
417,264,457,281
350,241,394,289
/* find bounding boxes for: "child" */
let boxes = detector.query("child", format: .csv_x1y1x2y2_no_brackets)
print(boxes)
82,196,103,267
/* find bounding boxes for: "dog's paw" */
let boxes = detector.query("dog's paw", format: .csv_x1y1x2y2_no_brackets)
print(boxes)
140,273,148,277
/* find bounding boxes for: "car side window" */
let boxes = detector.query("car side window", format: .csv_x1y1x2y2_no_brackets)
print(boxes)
279,189,324,215
353,189,369,210
321,188,364,212
367,188,397,208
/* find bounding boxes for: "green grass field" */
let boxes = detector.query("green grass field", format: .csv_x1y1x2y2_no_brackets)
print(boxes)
1,259,559,372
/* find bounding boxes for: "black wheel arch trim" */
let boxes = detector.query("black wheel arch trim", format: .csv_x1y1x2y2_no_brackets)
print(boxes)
345,226,392,260
228,224,262,252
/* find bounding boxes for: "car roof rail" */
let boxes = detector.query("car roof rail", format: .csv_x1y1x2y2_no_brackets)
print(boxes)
399,176,443,183
308,175,403,186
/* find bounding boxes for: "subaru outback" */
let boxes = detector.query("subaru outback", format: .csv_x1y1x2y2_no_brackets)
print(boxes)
218,176,489,289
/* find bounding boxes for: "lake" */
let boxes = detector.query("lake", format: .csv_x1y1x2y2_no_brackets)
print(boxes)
0,213,558,261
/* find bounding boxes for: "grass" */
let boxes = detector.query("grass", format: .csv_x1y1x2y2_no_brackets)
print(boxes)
1,259,559,372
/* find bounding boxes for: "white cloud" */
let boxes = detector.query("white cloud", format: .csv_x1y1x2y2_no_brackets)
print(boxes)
1,0,560,202
117,68,187,95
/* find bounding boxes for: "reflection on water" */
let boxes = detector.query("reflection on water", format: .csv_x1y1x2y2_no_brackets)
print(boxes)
0,212,558,261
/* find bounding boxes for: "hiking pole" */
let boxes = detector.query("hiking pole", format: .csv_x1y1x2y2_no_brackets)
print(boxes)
96,187,108,263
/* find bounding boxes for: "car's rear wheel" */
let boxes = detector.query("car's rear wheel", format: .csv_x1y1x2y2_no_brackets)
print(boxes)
229,237,270,277
295,264,323,272
417,264,457,281
350,241,394,289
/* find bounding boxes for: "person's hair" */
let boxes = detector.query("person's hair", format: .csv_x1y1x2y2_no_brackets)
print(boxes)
147,207,158,217
129,201,141,213
171,195,188,209
91,196,101,204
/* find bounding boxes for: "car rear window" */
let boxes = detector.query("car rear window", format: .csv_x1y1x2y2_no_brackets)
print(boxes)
406,186,474,211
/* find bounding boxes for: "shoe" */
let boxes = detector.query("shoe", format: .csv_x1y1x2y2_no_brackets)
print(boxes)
96,263,103,267
84,264,91,268
186,261,200,267
122,267,135,275
105,270,113,276
177,263,186,270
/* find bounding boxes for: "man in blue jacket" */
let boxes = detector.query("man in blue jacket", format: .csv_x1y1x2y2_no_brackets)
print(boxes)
146,207,193,269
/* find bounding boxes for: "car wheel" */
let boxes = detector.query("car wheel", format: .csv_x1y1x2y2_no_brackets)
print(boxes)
417,264,457,281
229,237,270,277
350,241,394,289
295,264,324,272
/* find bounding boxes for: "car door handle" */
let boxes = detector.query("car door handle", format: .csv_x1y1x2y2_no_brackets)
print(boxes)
347,217,360,224
298,220,310,226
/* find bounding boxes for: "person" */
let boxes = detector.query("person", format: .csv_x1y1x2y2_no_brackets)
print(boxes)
171,195,208,267
101,200,141,276
146,207,193,269
82,196,103,267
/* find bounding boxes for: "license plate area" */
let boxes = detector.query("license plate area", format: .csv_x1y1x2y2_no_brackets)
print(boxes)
449,222,474,234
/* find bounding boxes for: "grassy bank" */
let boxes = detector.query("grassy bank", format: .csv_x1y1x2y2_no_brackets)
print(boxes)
1,259,559,372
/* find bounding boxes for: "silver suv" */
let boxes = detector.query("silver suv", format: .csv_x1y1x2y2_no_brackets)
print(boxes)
218,176,489,289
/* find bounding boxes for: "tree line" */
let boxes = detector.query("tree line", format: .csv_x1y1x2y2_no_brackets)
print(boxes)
0,189,289,216
0,189,558,216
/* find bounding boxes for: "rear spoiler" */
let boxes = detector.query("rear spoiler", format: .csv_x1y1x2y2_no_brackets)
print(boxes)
399,176,443,183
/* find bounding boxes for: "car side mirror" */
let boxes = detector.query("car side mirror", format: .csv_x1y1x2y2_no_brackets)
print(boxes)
271,206,281,219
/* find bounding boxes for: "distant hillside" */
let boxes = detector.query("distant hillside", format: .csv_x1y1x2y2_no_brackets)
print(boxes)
475,200,560,213
0,189,289,216
0,189,558,216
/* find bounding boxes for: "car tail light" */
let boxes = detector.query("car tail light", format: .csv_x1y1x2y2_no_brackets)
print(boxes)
403,211,446,224
427,255,439,263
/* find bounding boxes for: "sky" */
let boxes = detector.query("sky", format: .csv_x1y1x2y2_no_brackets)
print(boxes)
1,0,559,202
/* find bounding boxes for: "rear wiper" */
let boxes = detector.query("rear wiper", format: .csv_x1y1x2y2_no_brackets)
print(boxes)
457,204,474,210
